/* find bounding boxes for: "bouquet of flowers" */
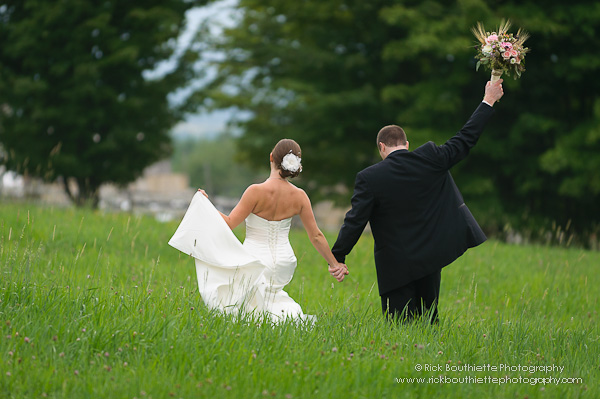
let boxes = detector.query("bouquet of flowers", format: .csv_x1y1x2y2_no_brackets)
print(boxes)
472,20,530,81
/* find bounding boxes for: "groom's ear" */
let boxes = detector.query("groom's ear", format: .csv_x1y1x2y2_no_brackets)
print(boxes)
269,152,273,162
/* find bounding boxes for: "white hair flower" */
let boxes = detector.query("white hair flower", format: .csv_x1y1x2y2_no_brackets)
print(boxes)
280,152,302,173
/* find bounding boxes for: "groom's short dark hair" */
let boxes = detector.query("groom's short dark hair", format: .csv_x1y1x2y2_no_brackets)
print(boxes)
377,125,407,147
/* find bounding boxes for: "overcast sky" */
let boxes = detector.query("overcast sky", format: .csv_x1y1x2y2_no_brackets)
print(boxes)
168,0,239,141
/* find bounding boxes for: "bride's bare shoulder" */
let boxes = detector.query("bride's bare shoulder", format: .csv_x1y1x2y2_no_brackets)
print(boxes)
241,183,264,197
245,181,280,196
289,184,310,202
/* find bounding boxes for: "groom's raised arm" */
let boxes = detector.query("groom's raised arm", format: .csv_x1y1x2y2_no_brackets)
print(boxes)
428,80,503,170
430,102,494,170
332,172,374,264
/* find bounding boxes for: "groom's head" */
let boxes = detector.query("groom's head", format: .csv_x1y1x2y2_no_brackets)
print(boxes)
376,125,408,159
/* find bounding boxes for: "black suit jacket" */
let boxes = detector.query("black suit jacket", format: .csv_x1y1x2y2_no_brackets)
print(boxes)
332,103,494,295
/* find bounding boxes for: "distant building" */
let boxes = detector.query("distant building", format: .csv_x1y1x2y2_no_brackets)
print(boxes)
1,160,195,221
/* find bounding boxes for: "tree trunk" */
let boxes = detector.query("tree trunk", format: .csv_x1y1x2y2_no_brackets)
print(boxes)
62,176,100,208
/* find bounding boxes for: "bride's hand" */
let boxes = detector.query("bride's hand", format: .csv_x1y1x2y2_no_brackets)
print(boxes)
197,188,209,198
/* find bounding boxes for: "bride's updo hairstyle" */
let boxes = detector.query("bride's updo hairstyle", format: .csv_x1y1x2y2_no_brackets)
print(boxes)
272,139,302,179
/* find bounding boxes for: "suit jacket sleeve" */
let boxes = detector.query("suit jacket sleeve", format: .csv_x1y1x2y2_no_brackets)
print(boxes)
429,102,495,170
331,172,374,263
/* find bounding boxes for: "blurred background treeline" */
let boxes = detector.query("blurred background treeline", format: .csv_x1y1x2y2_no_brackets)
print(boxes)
171,134,266,198
0,0,599,247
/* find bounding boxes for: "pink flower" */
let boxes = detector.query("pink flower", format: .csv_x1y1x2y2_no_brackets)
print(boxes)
502,51,511,59
486,34,498,44
511,49,519,57
501,42,513,49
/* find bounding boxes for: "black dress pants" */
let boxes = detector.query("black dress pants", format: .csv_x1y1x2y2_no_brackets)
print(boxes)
380,270,441,323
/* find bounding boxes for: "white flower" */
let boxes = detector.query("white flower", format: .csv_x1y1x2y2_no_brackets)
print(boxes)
510,58,517,64
482,44,493,54
281,152,302,173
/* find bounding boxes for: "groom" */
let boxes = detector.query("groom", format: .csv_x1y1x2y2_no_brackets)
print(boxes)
330,80,504,323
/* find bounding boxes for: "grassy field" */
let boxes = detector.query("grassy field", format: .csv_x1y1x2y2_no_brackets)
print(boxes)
0,202,598,398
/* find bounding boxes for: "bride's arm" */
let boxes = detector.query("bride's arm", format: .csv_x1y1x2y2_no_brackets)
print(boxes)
200,185,259,230
298,191,349,280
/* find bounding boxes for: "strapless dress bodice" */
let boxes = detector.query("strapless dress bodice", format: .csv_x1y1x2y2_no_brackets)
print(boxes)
243,213,297,290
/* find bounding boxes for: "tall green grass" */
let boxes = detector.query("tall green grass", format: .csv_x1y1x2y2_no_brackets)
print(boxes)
0,203,598,398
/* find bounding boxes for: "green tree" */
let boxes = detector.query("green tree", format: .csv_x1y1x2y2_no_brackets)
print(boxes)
0,0,207,206
198,0,600,234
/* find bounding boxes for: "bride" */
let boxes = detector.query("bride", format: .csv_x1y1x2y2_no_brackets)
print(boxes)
169,139,348,323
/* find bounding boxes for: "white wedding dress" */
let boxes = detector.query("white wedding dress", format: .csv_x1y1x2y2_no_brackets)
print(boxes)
169,193,314,323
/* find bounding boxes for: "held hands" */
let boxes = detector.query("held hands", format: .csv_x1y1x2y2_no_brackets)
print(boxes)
329,263,349,282
483,79,504,106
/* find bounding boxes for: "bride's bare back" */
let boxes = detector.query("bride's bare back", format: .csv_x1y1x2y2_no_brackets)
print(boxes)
252,179,305,221
217,178,310,229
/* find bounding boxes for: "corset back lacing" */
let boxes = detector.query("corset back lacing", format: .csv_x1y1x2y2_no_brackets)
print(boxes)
268,222,279,267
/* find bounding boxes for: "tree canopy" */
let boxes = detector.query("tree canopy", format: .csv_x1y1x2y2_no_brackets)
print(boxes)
198,0,600,234
0,0,207,206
